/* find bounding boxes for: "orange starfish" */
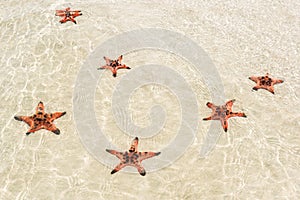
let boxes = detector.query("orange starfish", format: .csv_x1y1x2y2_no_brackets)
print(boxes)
106,137,161,176
249,73,284,94
203,99,247,132
97,55,131,77
55,7,82,24
14,102,66,136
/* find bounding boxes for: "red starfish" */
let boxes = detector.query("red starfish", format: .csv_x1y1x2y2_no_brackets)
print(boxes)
249,73,284,94
203,99,247,132
14,102,66,136
106,137,161,176
97,55,131,77
55,7,82,24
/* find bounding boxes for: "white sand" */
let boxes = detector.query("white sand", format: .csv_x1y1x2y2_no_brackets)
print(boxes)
0,0,299,199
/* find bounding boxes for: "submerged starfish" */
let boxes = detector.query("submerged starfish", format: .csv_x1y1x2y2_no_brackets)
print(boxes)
106,137,160,176
97,55,131,77
55,7,82,24
14,102,66,136
249,73,284,94
203,99,247,132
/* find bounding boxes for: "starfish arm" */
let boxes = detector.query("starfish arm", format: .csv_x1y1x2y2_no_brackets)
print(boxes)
252,86,260,91
203,116,212,121
139,151,161,161
117,55,123,63
45,123,60,135
206,102,216,109
36,102,45,114
129,137,139,152
70,11,82,17
26,126,43,136
106,149,124,160
14,116,34,127
116,64,131,70
55,11,66,17
49,112,66,122
110,68,117,77
274,79,284,84
135,163,146,176
220,118,229,132
225,99,235,107
266,86,275,94
229,112,247,118
97,65,110,70
70,17,77,24
249,76,259,83
59,17,68,24
111,163,126,174
103,57,111,65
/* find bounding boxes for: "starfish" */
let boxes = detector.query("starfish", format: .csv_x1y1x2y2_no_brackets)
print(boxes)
249,73,284,94
97,55,131,77
203,99,247,132
55,7,82,24
106,137,161,176
14,102,66,136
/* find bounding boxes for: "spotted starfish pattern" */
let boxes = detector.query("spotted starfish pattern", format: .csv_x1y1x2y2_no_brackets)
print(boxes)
55,7,82,24
14,102,66,136
106,137,161,176
249,73,284,94
203,99,247,132
97,55,131,77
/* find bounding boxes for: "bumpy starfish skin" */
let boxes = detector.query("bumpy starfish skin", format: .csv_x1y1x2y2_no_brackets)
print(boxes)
106,137,160,176
97,55,131,77
249,73,284,94
203,99,247,132
14,102,66,136
55,7,82,24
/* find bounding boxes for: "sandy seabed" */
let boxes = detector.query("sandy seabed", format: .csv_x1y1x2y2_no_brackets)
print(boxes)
0,0,299,199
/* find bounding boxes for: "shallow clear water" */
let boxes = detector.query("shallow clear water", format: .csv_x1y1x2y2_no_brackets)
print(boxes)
0,0,299,199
